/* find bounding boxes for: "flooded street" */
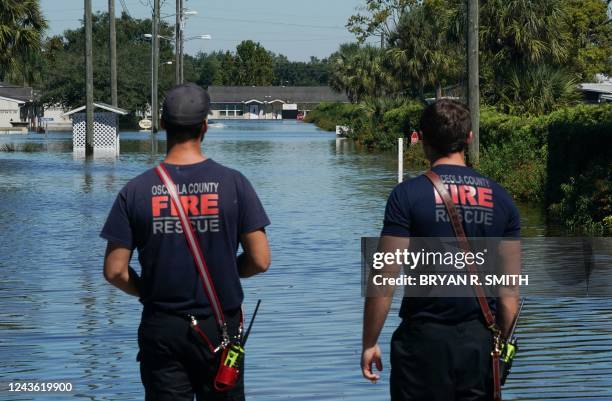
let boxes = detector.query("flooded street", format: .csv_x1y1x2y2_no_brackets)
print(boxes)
1,121,611,400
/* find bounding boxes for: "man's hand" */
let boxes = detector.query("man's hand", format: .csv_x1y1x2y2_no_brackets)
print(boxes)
361,235,409,382
361,344,383,382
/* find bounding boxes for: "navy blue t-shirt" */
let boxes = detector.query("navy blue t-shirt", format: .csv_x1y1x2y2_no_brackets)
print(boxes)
381,164,520,323
100,159,270,316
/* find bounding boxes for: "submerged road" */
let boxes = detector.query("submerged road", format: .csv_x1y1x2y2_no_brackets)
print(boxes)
0,121,611,400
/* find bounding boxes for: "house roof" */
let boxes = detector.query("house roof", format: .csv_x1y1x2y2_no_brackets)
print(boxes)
0,84,35,102
0,95,25,104
578,83,612,94
207,86,349,104
63,102,129,116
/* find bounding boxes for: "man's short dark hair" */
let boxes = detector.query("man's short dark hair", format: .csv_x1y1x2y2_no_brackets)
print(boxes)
419,99,471,156
163,120,205,142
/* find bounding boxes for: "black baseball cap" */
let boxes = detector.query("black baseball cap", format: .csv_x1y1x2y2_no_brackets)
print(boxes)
161,83,211,126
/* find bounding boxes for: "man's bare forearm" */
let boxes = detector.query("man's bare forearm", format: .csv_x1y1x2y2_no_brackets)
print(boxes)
108,266,141,297
497,239,521,337
363,296,394,349
237,252,265,278
362,235,409,348
498,290,519,338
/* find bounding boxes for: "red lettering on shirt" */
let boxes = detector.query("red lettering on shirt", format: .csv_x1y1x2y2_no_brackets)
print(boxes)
478,187,494,208
182,195,200,216
152,196,168,217
201,194,219,215
432,184,492,208
462,185,478,206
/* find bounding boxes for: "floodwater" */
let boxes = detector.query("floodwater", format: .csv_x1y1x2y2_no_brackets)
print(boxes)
0,121,611,400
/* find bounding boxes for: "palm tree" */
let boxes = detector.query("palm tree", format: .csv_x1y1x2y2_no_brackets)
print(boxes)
330,43,397,103
388,0,462,100
479,0,571,112
498,65,580,115
445,0,574,114
0,0,47,83
479,0,568,66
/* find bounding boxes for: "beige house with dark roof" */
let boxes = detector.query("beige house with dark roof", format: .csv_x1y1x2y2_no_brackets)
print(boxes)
0,83,39,132
207,86,349,120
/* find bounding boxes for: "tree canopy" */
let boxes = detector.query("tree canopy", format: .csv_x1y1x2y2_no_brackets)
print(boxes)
4,0,610,118
336,0,612,115
32,14,332,118
0,0,47,84
39,12,175,116
183,45,331,87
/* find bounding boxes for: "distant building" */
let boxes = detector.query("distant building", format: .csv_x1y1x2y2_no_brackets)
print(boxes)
41,105,72,132
0,83,40,132
207,86,349,120
578,83,612,104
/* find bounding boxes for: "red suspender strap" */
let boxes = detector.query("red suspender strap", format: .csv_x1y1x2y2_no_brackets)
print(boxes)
155,164,227,331
424,170,502,401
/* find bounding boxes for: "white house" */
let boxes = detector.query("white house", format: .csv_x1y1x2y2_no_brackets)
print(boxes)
0,83,38,133
0,95,24,129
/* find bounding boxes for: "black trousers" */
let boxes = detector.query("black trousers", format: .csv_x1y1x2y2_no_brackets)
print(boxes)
390,319,494,401
138,309,244,401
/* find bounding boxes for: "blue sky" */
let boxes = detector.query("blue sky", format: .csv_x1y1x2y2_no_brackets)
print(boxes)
41,0,374,61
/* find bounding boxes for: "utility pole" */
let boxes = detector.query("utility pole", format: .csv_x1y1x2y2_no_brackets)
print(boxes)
467,0,480,165
179,0,185,83
109,0,118,107
175,0,181,85
152,0,160,132
85,0,94,155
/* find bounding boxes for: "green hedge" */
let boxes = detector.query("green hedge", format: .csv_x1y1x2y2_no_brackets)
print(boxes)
479,107,549,202
479,104,612,233
546,105,612,234
381,101,424,135
305,100,424,151
306,101,612,233
546,105,612,202
303,102,362,132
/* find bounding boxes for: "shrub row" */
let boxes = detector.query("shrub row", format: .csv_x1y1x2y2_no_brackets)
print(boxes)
472,104,611,234
304,100,424,150
307,101,612,234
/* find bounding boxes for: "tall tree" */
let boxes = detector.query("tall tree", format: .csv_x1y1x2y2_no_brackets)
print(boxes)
340,0,601,115
272,55,330,86
218,51,237,85
388,0,462,98
40,13,174,117
346,0,417,44
0,0,47,83
561,0,612,81
234,40,275,86
329,43,396,102
477,0,575,113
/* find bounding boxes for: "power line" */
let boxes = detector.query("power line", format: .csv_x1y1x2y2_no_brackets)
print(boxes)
191,15,346,30
118,0,131,17
200,4,351,21
207,36,350,43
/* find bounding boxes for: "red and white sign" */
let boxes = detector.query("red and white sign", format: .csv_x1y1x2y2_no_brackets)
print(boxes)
410,131,419,144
